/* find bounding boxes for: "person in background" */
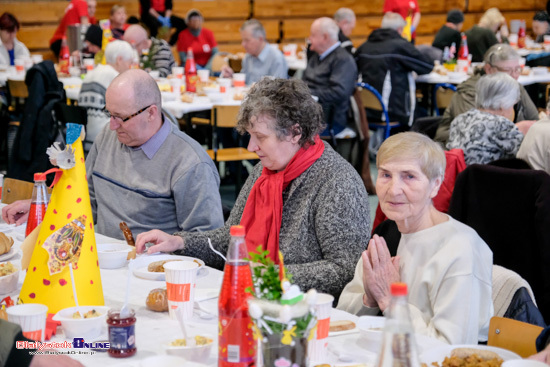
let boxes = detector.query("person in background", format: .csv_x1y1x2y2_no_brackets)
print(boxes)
220,19,287,84
78,40,135,152
338,132,493,345
110,5,129,40
135,78,371,301
3,69,224,240
355,12,433,128
533,11,550,43
123,24,175,77
432,9,464,51
303,17,357,139
0,12,30,66
139,0,187,46
447,73,525,165
465,8,508,62
334,8,356,54
50,0,96,58
177,9,218,70
435,44,538,145
517,99,550,174
383,0,420,42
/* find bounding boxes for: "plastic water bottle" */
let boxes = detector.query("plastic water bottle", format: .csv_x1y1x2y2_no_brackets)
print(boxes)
218,225,256,367
376,283,421,367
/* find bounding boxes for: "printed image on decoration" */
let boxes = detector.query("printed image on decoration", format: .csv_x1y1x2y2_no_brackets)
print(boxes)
19,123,104,314
247,247,317,367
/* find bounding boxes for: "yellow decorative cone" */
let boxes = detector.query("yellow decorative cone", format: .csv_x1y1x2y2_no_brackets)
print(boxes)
20,125,104,314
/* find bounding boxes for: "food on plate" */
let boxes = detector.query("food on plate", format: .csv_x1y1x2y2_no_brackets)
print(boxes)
119,222,135,247
72,309,101,319
0,233,14,255
171,335,213,346
146,288,168,312
233,92,244,100
422,348,504,367
158,83,172,92
0,262,16,277
147,259,183,272
329,320,356,332
181,92,194,103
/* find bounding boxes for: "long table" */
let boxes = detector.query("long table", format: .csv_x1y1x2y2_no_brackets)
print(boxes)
0,211,451,366
416,70,550,86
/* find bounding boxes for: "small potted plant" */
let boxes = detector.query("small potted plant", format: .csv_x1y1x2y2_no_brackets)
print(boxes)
246,247,317,367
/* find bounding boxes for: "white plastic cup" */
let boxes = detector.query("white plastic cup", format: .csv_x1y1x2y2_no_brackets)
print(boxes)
148,70,160,79
217,78,231,93
164,261,199,320
198,69,210,82
232,73,246,87
456,59,469,74
519,57,526,70
31,54,43,64
14,59,25,74
169,78,183,95
0,173,4,200
545,35,550,46
283,43,297,57
7,304,48,342
172,66,184,79
308,293,334,363
509,33,518,47
83,58,94,72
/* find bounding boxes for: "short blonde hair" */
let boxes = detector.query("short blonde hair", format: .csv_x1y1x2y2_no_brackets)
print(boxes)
377,132,446,181
479,8,505,31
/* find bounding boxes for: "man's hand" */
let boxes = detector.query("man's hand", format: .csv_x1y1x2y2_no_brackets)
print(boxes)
1,199,32,225
220,65,234,78
135,229,184,254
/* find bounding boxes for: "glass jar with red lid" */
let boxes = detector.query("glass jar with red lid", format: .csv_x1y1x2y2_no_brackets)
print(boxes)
107,308,136,358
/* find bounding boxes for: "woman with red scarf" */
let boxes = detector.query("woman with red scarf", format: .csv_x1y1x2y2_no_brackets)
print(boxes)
135,78,371,301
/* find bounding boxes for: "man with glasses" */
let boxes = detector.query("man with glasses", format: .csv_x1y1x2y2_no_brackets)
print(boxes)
435,44,538,145
2,69,224,240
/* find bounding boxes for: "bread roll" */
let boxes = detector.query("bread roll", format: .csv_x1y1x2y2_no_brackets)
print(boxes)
0,233,14,255
329,320,356,332
147,260,181,272
146,288,168,312
451,348,500,361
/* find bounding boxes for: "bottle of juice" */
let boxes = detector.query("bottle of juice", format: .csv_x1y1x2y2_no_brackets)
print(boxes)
457,33,469,61
25,173,49,237
59,37,70,75
218,225,255,367
518,20,526,49
185,47,198,93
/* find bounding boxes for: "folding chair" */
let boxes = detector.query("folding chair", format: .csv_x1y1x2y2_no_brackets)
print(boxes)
433,83,457,116
356,82,400,141
488,316,543,357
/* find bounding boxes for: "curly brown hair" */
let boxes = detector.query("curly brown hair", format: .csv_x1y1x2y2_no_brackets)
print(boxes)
236,78,325,147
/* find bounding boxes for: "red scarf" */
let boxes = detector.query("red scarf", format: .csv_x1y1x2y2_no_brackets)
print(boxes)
240,136,325,264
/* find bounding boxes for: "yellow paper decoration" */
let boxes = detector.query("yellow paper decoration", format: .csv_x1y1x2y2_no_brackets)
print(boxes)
19,135,104,314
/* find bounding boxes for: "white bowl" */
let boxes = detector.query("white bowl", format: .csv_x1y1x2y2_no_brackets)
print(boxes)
206,92,224,103
53,305,109,340
97,243,134,269
0,262,20,295
532,67,549,75
165,333,215,363
357,315,385,339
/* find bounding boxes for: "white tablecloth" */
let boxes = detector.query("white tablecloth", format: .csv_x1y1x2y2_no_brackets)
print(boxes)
416,70,550,86
0,211,446,366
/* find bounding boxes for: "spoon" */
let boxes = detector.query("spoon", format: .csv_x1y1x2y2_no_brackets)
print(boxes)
119,269,131,318
175,305,195,346
69,263,82,317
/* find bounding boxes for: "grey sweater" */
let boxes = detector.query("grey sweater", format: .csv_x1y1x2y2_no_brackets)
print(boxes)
176,142,371,300
87,121,224,240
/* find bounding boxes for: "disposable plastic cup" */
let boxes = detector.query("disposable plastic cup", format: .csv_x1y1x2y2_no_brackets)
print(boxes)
14,59,25,73
7,304,48,342
169,78,183,95
217,78,231,93
232,73,245,87
172,67,184,79
198,69,210,82
83,58,94,72
308,293,334,362
164,261,199,320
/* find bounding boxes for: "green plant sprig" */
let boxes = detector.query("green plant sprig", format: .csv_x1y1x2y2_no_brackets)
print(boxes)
245,246,293,301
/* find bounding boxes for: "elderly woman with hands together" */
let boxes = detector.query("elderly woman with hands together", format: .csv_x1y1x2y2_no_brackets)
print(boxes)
337,132,494,344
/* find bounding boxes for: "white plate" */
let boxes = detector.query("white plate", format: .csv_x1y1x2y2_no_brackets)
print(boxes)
356,315,385,339
420,344,521,365
0,248,19,262
130,254,207,281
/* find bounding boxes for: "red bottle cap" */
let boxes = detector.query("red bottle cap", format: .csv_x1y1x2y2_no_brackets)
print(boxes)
34,172,46,181
230,225,245,237
391,282,408,296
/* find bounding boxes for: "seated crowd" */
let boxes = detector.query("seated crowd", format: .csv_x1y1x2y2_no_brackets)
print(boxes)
4,0,550,365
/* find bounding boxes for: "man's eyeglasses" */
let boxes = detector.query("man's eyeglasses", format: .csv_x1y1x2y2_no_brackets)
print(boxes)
104,105,153,123
490,65,522,75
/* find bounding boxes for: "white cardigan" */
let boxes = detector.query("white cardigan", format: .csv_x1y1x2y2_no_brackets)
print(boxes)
0,38,30,65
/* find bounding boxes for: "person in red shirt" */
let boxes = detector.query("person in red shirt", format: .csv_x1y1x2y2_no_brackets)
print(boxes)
50,0,96,58
383,0,420,42
140,0,187,46
176,9,218,70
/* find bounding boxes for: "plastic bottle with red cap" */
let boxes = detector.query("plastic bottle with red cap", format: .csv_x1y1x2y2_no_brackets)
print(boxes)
25,173,49,237
376,283,421,367
185,47,197,93
218,225,256,367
